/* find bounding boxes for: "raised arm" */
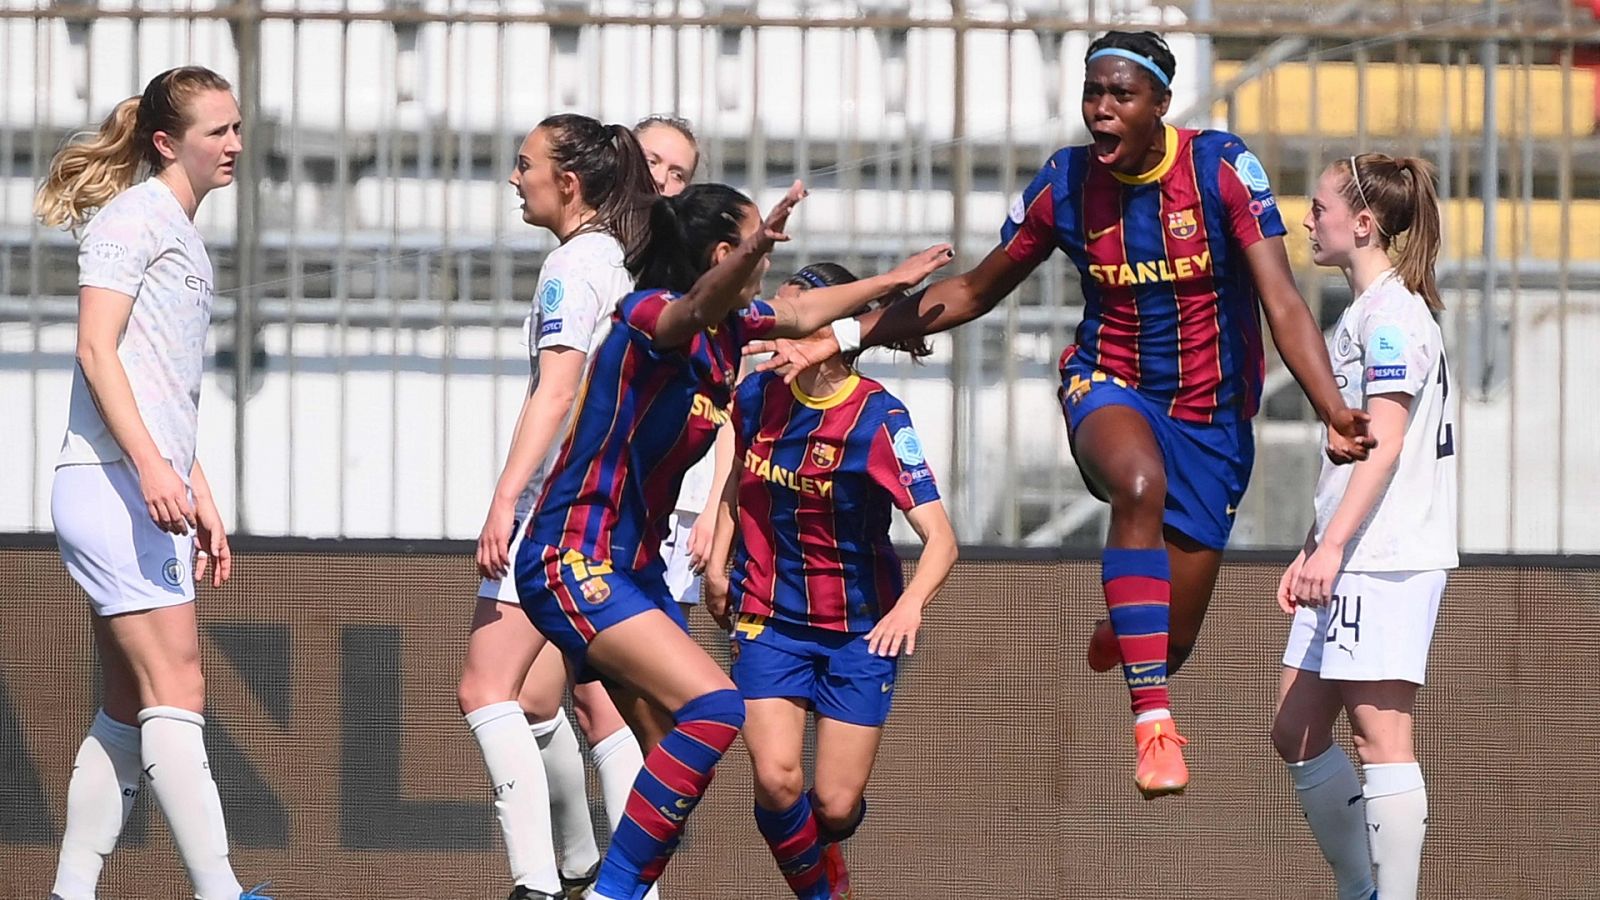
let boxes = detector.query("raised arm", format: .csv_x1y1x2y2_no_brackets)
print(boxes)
1246,236,1375,464
649,181,807,349
860,246,1038,347
761,244,955,339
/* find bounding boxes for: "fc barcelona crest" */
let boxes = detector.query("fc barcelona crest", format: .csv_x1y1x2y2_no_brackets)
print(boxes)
809,441,839,470
1166,208,1198,240
580,578,611,605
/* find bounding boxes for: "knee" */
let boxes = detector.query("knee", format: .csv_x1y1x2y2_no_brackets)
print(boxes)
752,759,804,811
1270,714,1329,764
456,673,506,717
517,677,562,723
811,786,863,836
1350,729,1412,766
1106,468,1167,518
145,665,205,714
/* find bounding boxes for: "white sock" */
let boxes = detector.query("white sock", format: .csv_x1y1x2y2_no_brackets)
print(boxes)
589,726,644,835
465,701,561,893
1287,745,1376,900
1134,708,1172,726
590,726,660,900
51,710,143,900
531,711,601,880
137,706,241,900
1364,762,1428,900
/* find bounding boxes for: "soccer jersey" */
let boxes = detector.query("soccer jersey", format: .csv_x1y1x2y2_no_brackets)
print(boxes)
1000,125,1286,424
1313,271,1458,572
512,230,635,516
728,371,940,634
60,178,215,481
530,290,779,569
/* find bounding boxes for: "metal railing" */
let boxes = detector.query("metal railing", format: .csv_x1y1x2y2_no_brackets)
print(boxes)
1,0,1595,550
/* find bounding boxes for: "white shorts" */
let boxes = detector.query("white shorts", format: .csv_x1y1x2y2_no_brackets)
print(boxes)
52,461,195,617
1282,569,1446,685
660,510,703,606
477,515,531,605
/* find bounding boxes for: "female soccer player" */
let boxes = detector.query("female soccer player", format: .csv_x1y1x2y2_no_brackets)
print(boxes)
704,263,958,899
460,113,656,900
514,180,952,900
512,112,705,900
1271,153,1454,900
750,30,1374,799
36,67,268,900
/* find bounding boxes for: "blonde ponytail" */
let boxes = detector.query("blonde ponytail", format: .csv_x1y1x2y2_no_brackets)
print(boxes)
1341,152,1445,311
1392,157,1443,312
33,65,235,232
34,96,146,231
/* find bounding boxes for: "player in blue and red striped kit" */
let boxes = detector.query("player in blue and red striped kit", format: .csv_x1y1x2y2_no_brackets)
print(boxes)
750,31,1374,800
704,264,958,899
514,181,952,900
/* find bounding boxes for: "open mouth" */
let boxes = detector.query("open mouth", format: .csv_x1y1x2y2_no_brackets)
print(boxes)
1091,130,1122,165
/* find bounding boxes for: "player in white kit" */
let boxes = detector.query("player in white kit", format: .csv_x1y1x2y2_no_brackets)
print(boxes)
1271,153,1456,900
506,114,704,900
458,113,658,900
35,67,269,900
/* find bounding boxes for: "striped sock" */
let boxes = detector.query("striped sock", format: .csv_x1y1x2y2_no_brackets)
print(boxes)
1101,548,1172,716
755,795,830,900
592,689,744,898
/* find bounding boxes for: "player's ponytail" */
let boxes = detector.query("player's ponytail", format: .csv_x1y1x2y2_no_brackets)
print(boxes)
636,183,752,294
35,66,233,231
1393,157,1443,312
788,262,934,365
538,113,659,277
1341,153,1444,311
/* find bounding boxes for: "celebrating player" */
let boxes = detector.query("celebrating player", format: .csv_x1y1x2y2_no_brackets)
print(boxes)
704,263,958,899
460,113,656,900
36,67,269,900
750,30,1374,798
513,180,951,900
509,112,705,900
1271,153,1455,900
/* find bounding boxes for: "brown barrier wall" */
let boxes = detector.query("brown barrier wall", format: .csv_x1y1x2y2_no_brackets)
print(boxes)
1,545,1596,899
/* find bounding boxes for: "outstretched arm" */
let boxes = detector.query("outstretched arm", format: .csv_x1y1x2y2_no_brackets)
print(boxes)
649,181,806,349
1246,236,1374,464
761,244,954,339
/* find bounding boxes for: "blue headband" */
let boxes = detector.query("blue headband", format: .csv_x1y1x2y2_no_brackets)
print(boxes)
1088,47,1171,89
791,269,831,290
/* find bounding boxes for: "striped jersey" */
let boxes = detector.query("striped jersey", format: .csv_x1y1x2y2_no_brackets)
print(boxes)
1000,124,1287,423
729,370,940,633
530,289,778,569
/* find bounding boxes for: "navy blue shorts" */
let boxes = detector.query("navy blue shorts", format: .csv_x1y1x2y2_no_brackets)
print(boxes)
514,542,688,682
729,614,897,728
1059,359,1254,550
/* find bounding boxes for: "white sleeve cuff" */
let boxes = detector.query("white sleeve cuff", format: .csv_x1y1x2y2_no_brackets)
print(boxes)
833,317,862,354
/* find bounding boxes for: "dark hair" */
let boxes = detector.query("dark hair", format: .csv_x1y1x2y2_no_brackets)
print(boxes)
635,183,755,293
36,66,234,229
787,262,933,365
634,114,701,180
1339,153,1445,311
1085,31,1177,94
537,113,658,275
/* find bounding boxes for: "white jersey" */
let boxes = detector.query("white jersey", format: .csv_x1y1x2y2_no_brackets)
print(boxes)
59,178,215,482
1313,270,1458,572
512,230,635,516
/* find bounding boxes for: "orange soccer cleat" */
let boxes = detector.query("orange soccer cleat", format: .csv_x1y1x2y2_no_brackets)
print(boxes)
1133,716,1190,800
821,842,853,899
1087,618,1122,672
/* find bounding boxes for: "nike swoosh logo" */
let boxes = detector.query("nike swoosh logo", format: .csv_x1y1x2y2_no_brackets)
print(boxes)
1088,224,1119,241
881,682,892,693
1128,663,1162,674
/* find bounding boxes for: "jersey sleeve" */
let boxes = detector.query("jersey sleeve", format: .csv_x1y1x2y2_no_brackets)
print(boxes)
998,153,1065,266
865,402,940,511
78,206,161,297
730,298,779,347
1358,299,1434,399
731,374,766,459
533,250,609,352
1213,134,1288,249
619,288,678,349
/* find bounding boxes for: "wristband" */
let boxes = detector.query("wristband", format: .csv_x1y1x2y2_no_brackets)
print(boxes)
833,317,862,354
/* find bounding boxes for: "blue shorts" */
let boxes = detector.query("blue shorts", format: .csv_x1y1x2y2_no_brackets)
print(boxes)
729,614,897,728
1058,359,1254,550
514,542,687,682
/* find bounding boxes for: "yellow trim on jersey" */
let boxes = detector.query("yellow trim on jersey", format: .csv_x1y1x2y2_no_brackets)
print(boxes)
1112,124,1179,186
790,373,861,410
